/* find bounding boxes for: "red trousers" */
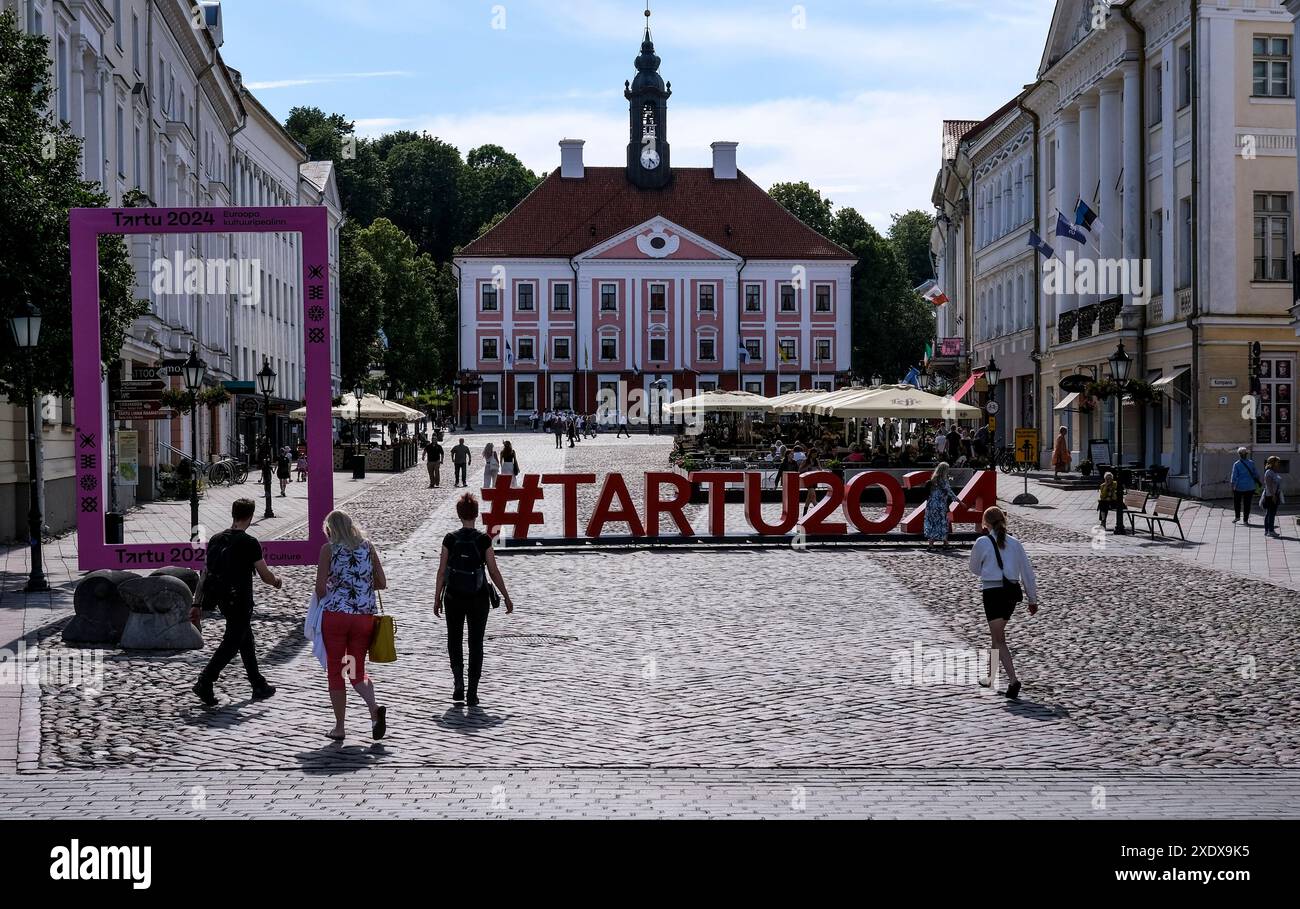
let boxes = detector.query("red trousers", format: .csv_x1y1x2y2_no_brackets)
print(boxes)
322,611,374,691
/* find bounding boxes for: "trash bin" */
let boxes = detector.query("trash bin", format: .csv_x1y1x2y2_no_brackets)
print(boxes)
352,454,366,480
105,512,125,544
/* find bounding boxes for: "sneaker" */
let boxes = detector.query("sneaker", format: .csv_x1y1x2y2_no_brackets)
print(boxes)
978,677,992,688
251,683,277,701
1005,681,1022,701
1232,518,1240,524
192,681,218,706
452,683,465,703
467,691,480,707
372,706,387,741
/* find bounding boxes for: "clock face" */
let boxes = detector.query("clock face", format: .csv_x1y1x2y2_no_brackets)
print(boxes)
640,148,661,170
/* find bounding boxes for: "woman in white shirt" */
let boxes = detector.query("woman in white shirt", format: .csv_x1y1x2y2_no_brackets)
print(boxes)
968,506,1039,700
482,442,499,489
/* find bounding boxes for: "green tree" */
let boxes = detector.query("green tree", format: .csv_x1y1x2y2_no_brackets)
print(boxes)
351,219,447,392
381,134,466,262
887,209,937,289
0,10,144,401
338,224,386,388
283,106,389,226
768,181,835,238
458,144,540,243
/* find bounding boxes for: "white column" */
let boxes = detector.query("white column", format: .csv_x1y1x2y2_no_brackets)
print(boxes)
1077,94,1099,310
1099,81,1123,267
1121,63,1143,310
1056,111,1079,317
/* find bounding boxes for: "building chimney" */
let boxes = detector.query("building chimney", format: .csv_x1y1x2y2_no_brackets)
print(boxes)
560,139,585,179
711,141,738,180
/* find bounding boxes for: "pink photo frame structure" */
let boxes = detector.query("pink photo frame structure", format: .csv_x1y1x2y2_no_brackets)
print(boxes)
70,206,334,570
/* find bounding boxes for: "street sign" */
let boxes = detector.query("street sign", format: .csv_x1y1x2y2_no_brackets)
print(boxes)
113,410,175,422
240,399,262,414
1059,374,1091,394
116,379,165,392
114,387,167,402
113,398,166,411
1014,428,1039,464
224,380,256,393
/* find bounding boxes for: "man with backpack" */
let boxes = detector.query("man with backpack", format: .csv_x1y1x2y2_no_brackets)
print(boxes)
434,494,514,706
191,498,283,706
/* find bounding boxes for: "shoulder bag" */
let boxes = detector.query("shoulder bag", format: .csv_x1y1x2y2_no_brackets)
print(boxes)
989,535,1024,604
369,592,397,663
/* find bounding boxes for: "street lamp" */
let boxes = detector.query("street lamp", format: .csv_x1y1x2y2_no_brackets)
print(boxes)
353,382,366,479
257,357,276,518
183,348,206,540
871,372,883,388
1108,340,1133,534
9,302,49,592
984,357,1002,388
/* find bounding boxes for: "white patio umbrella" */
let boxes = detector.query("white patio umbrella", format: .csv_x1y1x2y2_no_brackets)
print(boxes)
765,389,830,412
799,385,876,415
664,390,772,414
288,394,422,422
818,385,983,419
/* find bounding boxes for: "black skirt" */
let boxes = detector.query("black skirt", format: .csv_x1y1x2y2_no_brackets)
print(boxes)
982,586,1016,623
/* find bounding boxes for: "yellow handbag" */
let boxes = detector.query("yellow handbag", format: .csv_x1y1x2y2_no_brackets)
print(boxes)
369,592,397,663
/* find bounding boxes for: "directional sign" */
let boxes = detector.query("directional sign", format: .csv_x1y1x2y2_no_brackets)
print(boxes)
113,410,175,422
118,379,165,391
114,388,168,402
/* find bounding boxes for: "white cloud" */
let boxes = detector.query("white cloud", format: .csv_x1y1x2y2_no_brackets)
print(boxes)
244,70,414,91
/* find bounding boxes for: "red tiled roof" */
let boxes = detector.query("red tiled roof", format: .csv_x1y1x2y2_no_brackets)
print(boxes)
942,120,981,161
458,167,856,261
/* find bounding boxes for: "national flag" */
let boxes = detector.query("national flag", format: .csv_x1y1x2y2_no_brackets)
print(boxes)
1054,211,1086,244
1074,199,1100,233
924,341,933,362
903,366,921,388
505,340,514,369
778,346,791,364
922,284,949,307
738,344,750,364
584,344,589,369
1027,231,1054,259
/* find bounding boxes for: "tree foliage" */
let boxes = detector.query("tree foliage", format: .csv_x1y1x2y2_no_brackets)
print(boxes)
0,11,144,400
887,209,937,289
768,181,835,238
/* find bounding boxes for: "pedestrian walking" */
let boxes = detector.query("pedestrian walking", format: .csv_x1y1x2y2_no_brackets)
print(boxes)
617,411,631,438
276,447,292,496
1051,426,1071,478
923,462,956,547
482,442,500,488
567,416,577,448
450,438,471,488
553,415,564,449
434,494,514,706
1262,456,1285,538
423,436,444,488
499,441,520,486
314,510,388,741
296,449,308,482
968,507,1038,700
1097,472,1119,526
1230,446,1261,526
191,498,282,706
934,427,949,460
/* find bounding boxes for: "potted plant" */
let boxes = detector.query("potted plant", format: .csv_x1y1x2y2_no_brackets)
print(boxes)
1079,460,1095,478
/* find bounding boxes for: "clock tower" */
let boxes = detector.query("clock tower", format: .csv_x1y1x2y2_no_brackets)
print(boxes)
625,5,671,189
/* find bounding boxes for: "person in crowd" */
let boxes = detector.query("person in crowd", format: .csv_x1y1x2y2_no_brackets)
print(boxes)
800,448,822,515
192,498,282,706
1262,455,1284,538
968,507,1038,700
617,410,631,439
482,441,500,489
450,438,471,488
946,424,961,464
567,416,578,448
1097,472,1119,526
973,424,990,463
1051,426,1072,478
499,441,520,487
1230,446,1261,526
791,444,807,469
845,444,867,464
924,462,956,548
314,510,388,741
434,494,514,706
773,436,787,465
276,447,292,497
423,435,444,488
553,414,565,449
934,426,949,460
296,449,308,482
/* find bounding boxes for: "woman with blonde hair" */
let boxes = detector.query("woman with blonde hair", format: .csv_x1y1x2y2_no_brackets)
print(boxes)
968,506,1038,700
314,509,388,740
482,441,500,489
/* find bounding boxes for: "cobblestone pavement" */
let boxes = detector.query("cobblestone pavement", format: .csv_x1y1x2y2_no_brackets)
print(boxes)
5,432,1300,817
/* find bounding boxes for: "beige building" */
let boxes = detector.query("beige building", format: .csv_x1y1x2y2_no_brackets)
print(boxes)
935,0,1300,497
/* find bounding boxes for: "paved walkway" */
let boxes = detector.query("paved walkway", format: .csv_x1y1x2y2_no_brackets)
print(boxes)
2,435,1298,818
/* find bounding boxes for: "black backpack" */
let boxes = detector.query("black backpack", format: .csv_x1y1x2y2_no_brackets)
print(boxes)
200,531,238,607
446,531,486,595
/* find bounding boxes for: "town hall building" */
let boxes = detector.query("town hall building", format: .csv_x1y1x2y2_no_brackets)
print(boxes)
455,12,856,428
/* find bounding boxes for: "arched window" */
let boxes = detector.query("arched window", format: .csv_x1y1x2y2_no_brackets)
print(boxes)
1017,273,1027,330
1015,162,1025,226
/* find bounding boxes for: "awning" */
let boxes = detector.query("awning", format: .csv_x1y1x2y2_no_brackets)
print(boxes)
1055,392,1080,411
951,369,985,405
1152,368,1189,389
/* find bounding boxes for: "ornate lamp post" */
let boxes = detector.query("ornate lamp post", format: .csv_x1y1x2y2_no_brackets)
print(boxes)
9,303,49,592
257,357,277,519
1108,340,1133,534
871,372,883,388
651,375,668,434
182,348,206,540
352,382,365,479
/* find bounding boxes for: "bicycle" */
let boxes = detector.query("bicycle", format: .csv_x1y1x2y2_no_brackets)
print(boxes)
994,444,1030,475
203,455,249,487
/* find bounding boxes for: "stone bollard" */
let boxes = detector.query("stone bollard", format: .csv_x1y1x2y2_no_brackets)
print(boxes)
63,570,135,645
118,575,203,651
150,566,201,597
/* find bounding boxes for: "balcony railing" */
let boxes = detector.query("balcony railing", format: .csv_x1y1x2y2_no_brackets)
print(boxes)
1176,287,1192,318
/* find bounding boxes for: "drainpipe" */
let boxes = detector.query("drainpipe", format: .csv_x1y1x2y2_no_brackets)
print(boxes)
735,255,747,392
1016,87,1043,461
1119,0,1150,468
1188,0,1201,489
568,256,581,413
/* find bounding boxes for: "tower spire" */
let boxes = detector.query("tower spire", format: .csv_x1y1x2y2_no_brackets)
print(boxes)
644,1,652,42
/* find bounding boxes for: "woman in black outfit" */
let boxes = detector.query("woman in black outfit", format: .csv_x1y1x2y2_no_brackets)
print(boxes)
276,447,292,496
434,494,514,706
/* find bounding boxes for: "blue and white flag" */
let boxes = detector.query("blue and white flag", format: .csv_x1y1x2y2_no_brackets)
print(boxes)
1074,199,1100,233
1054,211,1086,244
903,366,921,388
738,344,750,364
1027,230,1055,259
505,340,514,369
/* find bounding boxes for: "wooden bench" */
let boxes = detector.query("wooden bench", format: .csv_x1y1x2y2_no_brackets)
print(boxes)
1131,495,1186,540
1118,490,1149,532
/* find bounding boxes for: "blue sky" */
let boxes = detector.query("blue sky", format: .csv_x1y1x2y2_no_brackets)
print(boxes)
221,0,1055,229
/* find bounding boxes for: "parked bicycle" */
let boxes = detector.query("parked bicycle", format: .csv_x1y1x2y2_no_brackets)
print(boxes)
994,444,1031,475
199,455,249,487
